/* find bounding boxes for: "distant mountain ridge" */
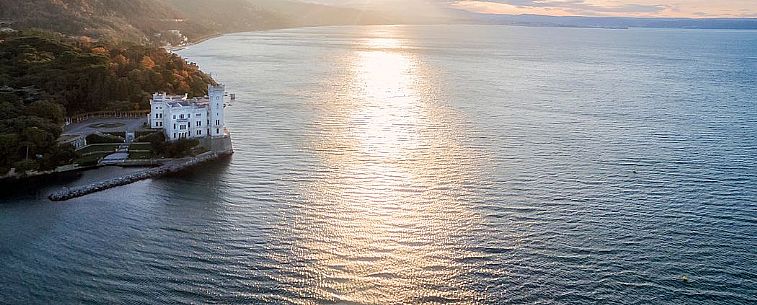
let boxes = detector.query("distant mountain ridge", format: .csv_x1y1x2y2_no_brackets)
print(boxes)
454,12,757,30
0,0,387,43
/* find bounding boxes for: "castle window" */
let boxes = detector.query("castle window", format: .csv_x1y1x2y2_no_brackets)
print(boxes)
173,115,176,119
197,121,202,127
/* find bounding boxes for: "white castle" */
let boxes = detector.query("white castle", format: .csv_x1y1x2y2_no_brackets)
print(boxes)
149,85,227,141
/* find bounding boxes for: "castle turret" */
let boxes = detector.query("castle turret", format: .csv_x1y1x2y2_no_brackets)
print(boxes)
149,93,164,129
208,84,225,137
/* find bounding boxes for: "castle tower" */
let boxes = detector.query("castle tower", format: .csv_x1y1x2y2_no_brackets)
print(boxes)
208,84,225,137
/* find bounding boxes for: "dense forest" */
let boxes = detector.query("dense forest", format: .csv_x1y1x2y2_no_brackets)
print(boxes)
0,31,214,112
0,30,215,175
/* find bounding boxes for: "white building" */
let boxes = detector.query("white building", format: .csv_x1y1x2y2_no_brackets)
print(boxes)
149,84,227,141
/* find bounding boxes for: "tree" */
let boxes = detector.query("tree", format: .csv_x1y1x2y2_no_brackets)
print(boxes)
0,133,20,167
112,54,128,66
21,126,51,153
140,55,156,69
91,46,108,55
26,100,65,124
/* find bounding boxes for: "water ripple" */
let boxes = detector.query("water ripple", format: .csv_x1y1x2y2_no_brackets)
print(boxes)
1,25,756,304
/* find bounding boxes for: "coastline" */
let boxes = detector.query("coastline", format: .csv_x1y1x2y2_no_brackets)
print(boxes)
0,163,99,183
169,22,417,51
168,32,223,52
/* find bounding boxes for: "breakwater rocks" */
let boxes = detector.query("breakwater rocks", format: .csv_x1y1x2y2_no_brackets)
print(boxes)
48,151,229,201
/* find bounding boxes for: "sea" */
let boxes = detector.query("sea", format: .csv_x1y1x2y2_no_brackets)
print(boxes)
1,25,756,304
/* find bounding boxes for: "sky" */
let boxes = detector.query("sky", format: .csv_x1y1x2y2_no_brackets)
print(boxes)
310,0,757,18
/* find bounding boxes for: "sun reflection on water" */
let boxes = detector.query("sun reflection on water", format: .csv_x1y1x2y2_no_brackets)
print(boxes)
272,28,495,304
353,49,421,159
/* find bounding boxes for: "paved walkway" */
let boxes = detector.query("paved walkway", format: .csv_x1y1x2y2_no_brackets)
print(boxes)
64,118,148,137
101,144,130,165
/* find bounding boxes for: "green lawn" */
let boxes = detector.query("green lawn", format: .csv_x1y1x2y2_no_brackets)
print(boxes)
75,152,110,166
128,142,152,151
75,144,118,166
75,143,156,162
128,151,154,160
128,142,154,159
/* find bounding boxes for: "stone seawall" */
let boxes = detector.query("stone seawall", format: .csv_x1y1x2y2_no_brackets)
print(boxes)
48,150,231,201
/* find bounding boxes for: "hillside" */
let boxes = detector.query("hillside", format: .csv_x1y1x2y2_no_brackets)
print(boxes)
0,0,388,43
165,0,387,33
0,0,200,42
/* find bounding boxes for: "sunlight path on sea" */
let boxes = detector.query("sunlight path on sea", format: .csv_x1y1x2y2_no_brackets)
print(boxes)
265,26,495,304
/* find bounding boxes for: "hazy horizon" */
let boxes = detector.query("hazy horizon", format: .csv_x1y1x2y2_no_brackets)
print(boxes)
307,0,757,19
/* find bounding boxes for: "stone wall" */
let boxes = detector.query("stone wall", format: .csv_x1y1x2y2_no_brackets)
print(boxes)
49,151,223,201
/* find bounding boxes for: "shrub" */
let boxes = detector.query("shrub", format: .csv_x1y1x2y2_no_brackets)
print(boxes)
162,139,199,158
135,131,163,143
76,154,104,167
135,130,159,138
26,100,65,125
13,159,39,172
104,131,126,138
38,144,77,170
136,132,166,154
86,133,123,144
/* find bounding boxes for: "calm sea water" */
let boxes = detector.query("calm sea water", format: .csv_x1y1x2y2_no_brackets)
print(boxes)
1,25,756,304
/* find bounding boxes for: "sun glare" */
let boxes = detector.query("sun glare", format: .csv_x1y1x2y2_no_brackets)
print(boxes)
286,26,490,303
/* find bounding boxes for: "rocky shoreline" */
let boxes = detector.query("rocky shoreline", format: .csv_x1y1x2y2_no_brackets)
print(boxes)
48,150,231,201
